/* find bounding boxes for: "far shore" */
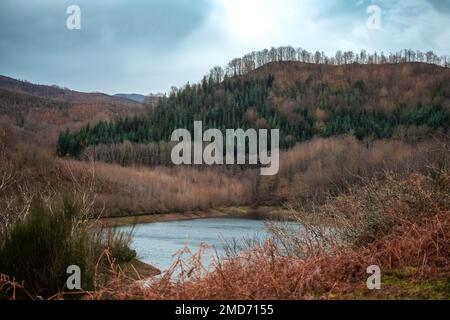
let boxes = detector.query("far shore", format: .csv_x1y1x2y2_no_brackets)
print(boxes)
96,206,293,228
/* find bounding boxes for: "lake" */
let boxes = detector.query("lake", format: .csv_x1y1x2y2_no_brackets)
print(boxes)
116,218,288,271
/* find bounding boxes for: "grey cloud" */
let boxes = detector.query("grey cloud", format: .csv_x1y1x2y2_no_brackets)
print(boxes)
0,0,448,95
0,0,211,93
428,0,450,12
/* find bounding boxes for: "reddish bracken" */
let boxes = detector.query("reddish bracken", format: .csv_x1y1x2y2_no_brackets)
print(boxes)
90,208,449,300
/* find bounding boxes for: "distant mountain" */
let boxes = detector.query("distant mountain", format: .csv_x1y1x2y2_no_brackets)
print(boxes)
0,75,143,106
0,75,145,148
114,93,146,103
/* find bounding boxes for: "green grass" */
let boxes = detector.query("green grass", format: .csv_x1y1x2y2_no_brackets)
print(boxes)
351,267,450,300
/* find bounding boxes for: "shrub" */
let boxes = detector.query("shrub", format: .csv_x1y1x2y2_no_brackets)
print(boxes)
0,200,134,299
103,229,136,263
0,201,98,298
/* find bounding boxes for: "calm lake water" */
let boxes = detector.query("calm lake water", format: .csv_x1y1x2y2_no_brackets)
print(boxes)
116,218,283,271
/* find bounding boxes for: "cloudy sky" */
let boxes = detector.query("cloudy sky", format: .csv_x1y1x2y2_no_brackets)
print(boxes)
0,0,449,95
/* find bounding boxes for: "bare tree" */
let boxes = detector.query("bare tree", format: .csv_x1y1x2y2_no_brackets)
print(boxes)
209,66,224,83
212,47,449,81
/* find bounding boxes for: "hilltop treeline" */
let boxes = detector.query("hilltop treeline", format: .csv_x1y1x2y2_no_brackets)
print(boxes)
211,47,449,80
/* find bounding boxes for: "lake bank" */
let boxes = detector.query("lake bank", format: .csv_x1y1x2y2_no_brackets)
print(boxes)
120,258,162,278
97,206,293,228
98,207,295,275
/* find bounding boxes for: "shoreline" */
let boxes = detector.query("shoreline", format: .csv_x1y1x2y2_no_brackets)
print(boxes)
97,206,293,228
97,206,294,278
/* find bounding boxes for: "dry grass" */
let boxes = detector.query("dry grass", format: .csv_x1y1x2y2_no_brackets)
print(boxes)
62,160,252,217
89,212,449,300
88,167,449,300
0,138,252,221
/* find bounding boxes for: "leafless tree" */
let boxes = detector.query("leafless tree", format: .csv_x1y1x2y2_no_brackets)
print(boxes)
215,47,448,80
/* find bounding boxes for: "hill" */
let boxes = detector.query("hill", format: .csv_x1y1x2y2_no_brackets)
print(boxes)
0,75,146,148
57,61,450,160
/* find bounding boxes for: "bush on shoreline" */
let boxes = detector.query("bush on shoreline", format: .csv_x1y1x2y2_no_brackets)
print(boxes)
0,200,135,299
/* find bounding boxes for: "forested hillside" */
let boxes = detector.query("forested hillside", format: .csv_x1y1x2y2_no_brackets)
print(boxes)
57,55,450,162
0,75,146,148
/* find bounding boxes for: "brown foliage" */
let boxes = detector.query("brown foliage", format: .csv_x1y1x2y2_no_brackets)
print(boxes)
90,169,450,300
256,136,448,206
249,61,450,115
66,161,252,217
0,75,145,149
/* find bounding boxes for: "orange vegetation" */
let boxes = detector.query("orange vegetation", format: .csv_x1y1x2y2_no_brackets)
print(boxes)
91,169,450,300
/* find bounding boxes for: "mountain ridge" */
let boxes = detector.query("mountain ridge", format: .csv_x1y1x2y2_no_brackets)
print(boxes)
56,61,450,158
0,75,143,106
0,75,146,148
114,93,147,103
